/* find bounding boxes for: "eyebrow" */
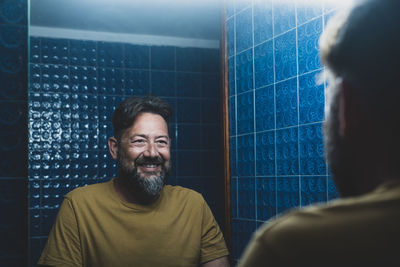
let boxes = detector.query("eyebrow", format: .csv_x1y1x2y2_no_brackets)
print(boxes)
129,134,170,140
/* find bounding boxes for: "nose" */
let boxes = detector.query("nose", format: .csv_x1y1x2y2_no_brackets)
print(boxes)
143,142,159,158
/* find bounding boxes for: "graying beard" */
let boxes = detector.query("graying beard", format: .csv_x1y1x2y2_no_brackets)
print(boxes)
136,173,165,198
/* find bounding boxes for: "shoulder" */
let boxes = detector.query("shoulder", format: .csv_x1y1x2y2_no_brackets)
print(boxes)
255,194,387,244
65,180,112,202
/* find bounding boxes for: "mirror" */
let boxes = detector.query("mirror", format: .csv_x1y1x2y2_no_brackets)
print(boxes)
28,0,225,264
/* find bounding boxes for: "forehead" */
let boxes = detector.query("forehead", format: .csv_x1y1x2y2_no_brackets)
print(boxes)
126,112,169,137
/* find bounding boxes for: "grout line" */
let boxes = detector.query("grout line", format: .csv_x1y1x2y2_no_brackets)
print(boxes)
234,10,239,220
295,1,302,208
271,1,278,219
251,0,258,222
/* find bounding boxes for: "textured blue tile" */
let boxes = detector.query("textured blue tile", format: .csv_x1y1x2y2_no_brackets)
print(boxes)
161,97,177,124
227,18,235,57
151,70,175,97
98,67,124,95
30,37,40,63
253,0,273,45
276,127,299,175
30,209,41,236
1,68,27,99
254,41,274,89
176,47,202,72
177,98,201,123
296,0,323,25
176,72,202,97
177,124,201,149
229,96,236,135
97,42,124,68
70,66,97,94
256,131,275,176
41,38,69,65
230,136,237,176
201,49,219,73
256,177,276,221
228,57,235,96
299,70,324,124
41,208,58,235
151,46,175,70
0,0,27,25
232,219,256,261
30,238,46,267
202,99,221,123
0,101,27,177
202,124,221,150
275,77,298,128
201,73,220,98
70,40,97,66
238,177,255,219
273,0,296,36
277,176,300,214
298,17,323,74
236,49,253,94
237,90,254,134
124,69,150,96
0,24,26,54
274,29,297,81
226,0,235,18
235,8,253,53
301,176,327,206
231,177,238,217
255,85,274,131
235,0,251,13
328,176,339,200
177,151,202,176
0,44,26,75
0,179,26,254
41,64,68,93
202,150,223,177
125,44,149,69
237,134,255,176
299,123,326,175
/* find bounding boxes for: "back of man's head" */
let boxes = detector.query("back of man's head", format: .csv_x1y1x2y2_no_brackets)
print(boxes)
320,0,400,177
321,0,400,90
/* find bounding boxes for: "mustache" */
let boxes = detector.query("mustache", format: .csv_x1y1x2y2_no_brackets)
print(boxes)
135,156,165,165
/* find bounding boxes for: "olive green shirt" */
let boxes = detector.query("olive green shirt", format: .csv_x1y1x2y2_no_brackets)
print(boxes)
240,180,400,267
39,179,228,267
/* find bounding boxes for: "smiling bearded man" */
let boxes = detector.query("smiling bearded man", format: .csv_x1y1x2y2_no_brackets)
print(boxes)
38,96,230,267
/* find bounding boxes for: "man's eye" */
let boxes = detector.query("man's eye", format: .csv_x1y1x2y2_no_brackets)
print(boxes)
156,140,168,146
133,139,146,144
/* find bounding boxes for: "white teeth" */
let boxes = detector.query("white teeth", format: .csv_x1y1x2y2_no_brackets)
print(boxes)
144,164,157,168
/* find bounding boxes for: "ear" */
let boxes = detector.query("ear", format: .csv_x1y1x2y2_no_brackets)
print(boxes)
338,79,360,138
108,137,119,160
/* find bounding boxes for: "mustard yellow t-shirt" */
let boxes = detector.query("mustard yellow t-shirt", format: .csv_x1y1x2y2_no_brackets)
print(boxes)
38,179,228,267
239,180,400,267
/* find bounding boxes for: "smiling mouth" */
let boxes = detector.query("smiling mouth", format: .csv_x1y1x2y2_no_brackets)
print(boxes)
139,164,161,172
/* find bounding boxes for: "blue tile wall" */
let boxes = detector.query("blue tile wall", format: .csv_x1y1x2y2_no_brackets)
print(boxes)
226,0,340,260
28,37,223,264
0,0,28,265
0,0,28,266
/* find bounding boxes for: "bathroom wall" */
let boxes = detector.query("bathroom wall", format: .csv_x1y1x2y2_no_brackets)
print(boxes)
0,0,28,265
28,36,224,265
226,0,340,261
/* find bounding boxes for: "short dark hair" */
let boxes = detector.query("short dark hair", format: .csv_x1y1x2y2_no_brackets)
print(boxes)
112,96,173,140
